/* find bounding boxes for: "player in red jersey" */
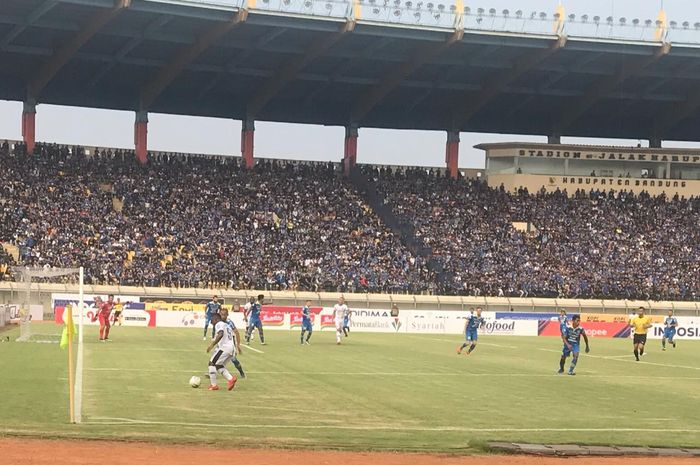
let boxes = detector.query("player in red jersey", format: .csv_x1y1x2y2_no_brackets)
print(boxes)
92,295,114,342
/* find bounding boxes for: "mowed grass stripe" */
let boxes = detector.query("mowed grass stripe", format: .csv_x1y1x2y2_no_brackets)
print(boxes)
2,325,699,451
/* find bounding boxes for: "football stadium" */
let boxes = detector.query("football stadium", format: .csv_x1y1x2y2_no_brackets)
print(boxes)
2,0,700,464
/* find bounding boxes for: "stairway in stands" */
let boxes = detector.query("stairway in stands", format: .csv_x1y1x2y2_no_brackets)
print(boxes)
348,167,443,277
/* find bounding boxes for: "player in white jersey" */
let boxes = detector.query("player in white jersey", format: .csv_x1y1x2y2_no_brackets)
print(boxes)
205,313,238,391
333,296,348,345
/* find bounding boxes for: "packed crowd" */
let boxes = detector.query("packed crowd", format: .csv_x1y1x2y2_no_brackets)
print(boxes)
365,166,700,301
0,142,430,293
3,141,700,300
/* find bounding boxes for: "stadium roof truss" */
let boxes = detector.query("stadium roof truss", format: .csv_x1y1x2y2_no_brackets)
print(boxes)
3,0,700,141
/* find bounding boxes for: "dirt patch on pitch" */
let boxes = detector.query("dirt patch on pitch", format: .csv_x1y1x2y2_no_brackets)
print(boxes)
2,438,698,465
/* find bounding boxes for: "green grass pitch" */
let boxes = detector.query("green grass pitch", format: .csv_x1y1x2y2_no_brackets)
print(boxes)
1,325,699,453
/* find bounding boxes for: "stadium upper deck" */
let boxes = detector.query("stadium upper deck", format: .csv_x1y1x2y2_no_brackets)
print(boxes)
3,0,700,172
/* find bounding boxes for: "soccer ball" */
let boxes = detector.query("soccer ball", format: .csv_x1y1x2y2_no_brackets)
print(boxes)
189,376,201,388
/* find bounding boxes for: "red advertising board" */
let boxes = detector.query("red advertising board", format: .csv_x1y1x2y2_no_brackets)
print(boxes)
290,313,316,327
538,320,631,338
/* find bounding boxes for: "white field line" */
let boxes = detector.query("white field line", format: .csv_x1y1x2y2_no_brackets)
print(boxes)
84,417,700,434
243,345,265,354
407,335,518,349
537,348,700,371
74,341,84,424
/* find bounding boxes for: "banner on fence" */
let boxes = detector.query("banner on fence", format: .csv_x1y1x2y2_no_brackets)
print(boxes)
538,320,631,338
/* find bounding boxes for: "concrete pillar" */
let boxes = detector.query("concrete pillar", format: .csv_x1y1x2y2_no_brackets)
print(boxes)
445,130,459,179
241,119,255,170
547,135,561,144
134,111,148,164
343,125,358,175
22,100,37,155
649,137,662,148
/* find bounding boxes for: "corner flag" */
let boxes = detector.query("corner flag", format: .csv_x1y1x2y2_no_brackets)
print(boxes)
60,304,76,349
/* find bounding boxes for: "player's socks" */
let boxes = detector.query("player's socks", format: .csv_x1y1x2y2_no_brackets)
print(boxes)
459,343,468,353
467,343,476,354
568,358,577,374
217,367,233,381
662,339,666,349
559,357,566,372
639,347,644,357
232,359,245,378
634,349,639,361
300,331,305,344
208,366,218,386
306,333,312,342
672,341,676,348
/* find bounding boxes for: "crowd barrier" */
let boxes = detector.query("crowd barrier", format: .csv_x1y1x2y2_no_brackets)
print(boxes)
50,294,700,339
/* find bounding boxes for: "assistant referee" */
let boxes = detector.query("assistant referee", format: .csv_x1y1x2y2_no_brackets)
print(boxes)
629,306,653,361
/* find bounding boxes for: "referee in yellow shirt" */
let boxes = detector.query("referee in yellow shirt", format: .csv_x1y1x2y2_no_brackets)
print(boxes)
629,306,653,361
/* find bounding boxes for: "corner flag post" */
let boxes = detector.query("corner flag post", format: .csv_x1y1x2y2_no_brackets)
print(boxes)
78,266,84,344
66,304,75,423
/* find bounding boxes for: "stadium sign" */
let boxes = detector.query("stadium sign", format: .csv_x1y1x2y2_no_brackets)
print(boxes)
517,148,700,165
648,318,700,340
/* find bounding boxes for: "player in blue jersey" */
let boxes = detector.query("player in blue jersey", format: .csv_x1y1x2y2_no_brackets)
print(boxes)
457,307,485,356
342,305,351,337
558,309,569,335
245,294,266,345
300,300,313,345
558,315,590,376
220,308,246,378
662,309,678,351
203,295,222,341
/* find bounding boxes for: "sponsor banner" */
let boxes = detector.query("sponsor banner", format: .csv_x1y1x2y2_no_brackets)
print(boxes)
54,304,156,328
154,310,289,329
3,304,43,321
52,293,141,306
143,301,314,314
290,312,318,328
648,317,700,340
320,314,336,329
583,313,664,324
156,310,246,329
538,320,630,338
319,308,535,335
261,311,285,326
497,312,558,321
479,319,538,336
582,313,630,323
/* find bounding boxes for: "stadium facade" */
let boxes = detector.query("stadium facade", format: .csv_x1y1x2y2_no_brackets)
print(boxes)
480,142,700,197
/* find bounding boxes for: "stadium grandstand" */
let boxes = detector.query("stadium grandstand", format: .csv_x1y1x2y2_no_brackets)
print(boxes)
2,139,700,301
5,0,700,461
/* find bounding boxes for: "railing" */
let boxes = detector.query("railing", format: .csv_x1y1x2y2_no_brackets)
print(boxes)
1,282,699,314
150,0,700,45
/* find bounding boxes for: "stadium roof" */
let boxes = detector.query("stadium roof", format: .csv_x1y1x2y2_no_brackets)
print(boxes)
3,0,700,141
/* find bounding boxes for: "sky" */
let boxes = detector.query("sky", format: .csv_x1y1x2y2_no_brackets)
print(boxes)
1,0,698,169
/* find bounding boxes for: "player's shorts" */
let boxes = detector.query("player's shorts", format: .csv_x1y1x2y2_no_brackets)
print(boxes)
113,311,122,318
633,334,648,345
343,317,350,328
302,320,313,331
98,314,110,326
559,324,567,335
663,329,676,341
249,318,263,330
210,349,233,367
335,319,344,331
465,329,478,341
562,342,579,357
205,314,214,325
